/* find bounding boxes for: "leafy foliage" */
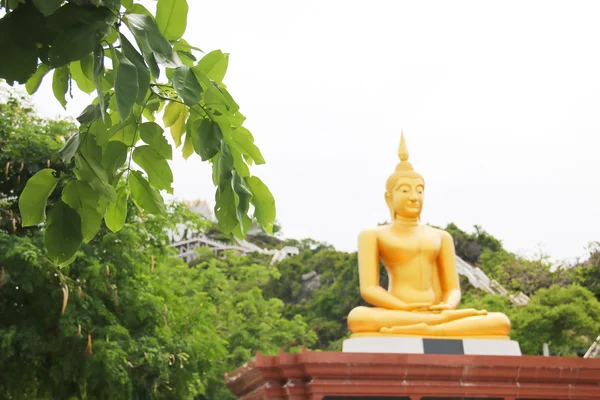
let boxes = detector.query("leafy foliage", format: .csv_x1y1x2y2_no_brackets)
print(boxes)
0,204,313,400
0,91,74,234
0,0,275,266
443,223,572,295
0,99,310,399
511,285,600,356
570,241,600,301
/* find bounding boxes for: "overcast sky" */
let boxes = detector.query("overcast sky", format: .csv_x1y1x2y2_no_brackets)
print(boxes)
28,0,600,263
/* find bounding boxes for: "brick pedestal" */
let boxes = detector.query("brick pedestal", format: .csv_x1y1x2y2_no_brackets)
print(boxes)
224,349,600,400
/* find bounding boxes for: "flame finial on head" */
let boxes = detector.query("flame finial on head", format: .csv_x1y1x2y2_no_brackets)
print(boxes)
398,131,409,162
394,131,414,173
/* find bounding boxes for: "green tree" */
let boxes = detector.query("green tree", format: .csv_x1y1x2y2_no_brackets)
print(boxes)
187,250,316,399
570,242,600,301
0,204,227,399
0,204,314,399
264,246,365,350
478,249,557,296
510,285,600,356
0,0,275,266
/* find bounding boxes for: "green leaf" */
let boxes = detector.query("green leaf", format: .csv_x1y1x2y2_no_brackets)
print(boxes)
121,0,134,9
156,0,188,41
119,33,150,104
90,115,112,148
231,171,252,234
229,144,250,178
18,169,59,226
101,141,128,182
193,119,222,161
182,121,194,160
79,130,103,161
79,94,111,124
110,120,138,145
93,44,104,77
195,50,229,83
32,0,63,16
80,52,94,80
231,214,252,239
127,4,153,16
132,146,173,194
48,8,113,67
211,152,221,185
173,38,196,55
128,170,166,215
77,103,101,124
220,86,240,113
170,106,188,148
229,110,246,128
246,176,276,235
124,13,174,61
0,3,44,83
214,181,237,234
25,63,51,95
139,122,172,159
70,60,95,94
61,180,102,243
105,26,118,44
176,50,196,67
115,51,139,121
204,85,231,109
44,201,83,265
52,66,69,109
231,127,265,164
59,133,80,163
172,65,201,106
92,45,107,119
143,50,160,79
74,153,117,202
105,185,128,232
100,0,120,9
108,42,120,71
163,101,185,127
218,144,234,183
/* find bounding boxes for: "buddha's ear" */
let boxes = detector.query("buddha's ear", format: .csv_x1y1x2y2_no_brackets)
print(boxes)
385,192,394,220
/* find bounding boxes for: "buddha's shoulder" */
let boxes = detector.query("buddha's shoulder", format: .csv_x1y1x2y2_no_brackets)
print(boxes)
358,225,453,241
358,226,389,240
423,225,453,241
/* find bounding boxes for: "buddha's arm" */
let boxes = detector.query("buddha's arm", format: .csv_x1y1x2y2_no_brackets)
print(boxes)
358,230,424,311
437,231,461,308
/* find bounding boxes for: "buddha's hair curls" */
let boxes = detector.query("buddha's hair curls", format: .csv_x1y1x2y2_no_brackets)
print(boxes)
385,170,425,199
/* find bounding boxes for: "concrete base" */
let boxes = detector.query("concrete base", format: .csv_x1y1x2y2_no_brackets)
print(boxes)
342,336,522,356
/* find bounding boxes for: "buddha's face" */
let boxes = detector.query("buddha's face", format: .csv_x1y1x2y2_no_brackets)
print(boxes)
388,176,424,219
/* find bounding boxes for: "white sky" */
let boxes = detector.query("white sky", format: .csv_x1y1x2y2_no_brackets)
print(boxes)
27,0,600,263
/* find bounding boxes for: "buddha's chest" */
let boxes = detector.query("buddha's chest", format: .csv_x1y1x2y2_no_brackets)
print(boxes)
378,229,442,265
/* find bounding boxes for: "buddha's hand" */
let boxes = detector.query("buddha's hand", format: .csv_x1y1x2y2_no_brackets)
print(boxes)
405,302,434,311
428,302,453,311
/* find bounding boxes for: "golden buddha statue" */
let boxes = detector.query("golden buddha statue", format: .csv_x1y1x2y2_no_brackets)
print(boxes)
347,133,511,339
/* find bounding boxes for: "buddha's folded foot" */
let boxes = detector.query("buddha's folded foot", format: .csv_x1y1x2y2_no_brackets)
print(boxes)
441,308,487,321
380,323,433,334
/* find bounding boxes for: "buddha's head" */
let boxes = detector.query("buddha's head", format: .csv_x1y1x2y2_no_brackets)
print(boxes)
385,133,425,220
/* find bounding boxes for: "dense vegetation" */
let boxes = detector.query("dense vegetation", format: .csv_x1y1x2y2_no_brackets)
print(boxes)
1,93,599,399
0,94,311,399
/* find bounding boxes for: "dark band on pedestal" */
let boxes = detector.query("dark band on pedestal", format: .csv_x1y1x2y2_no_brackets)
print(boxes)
422,338,465,354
